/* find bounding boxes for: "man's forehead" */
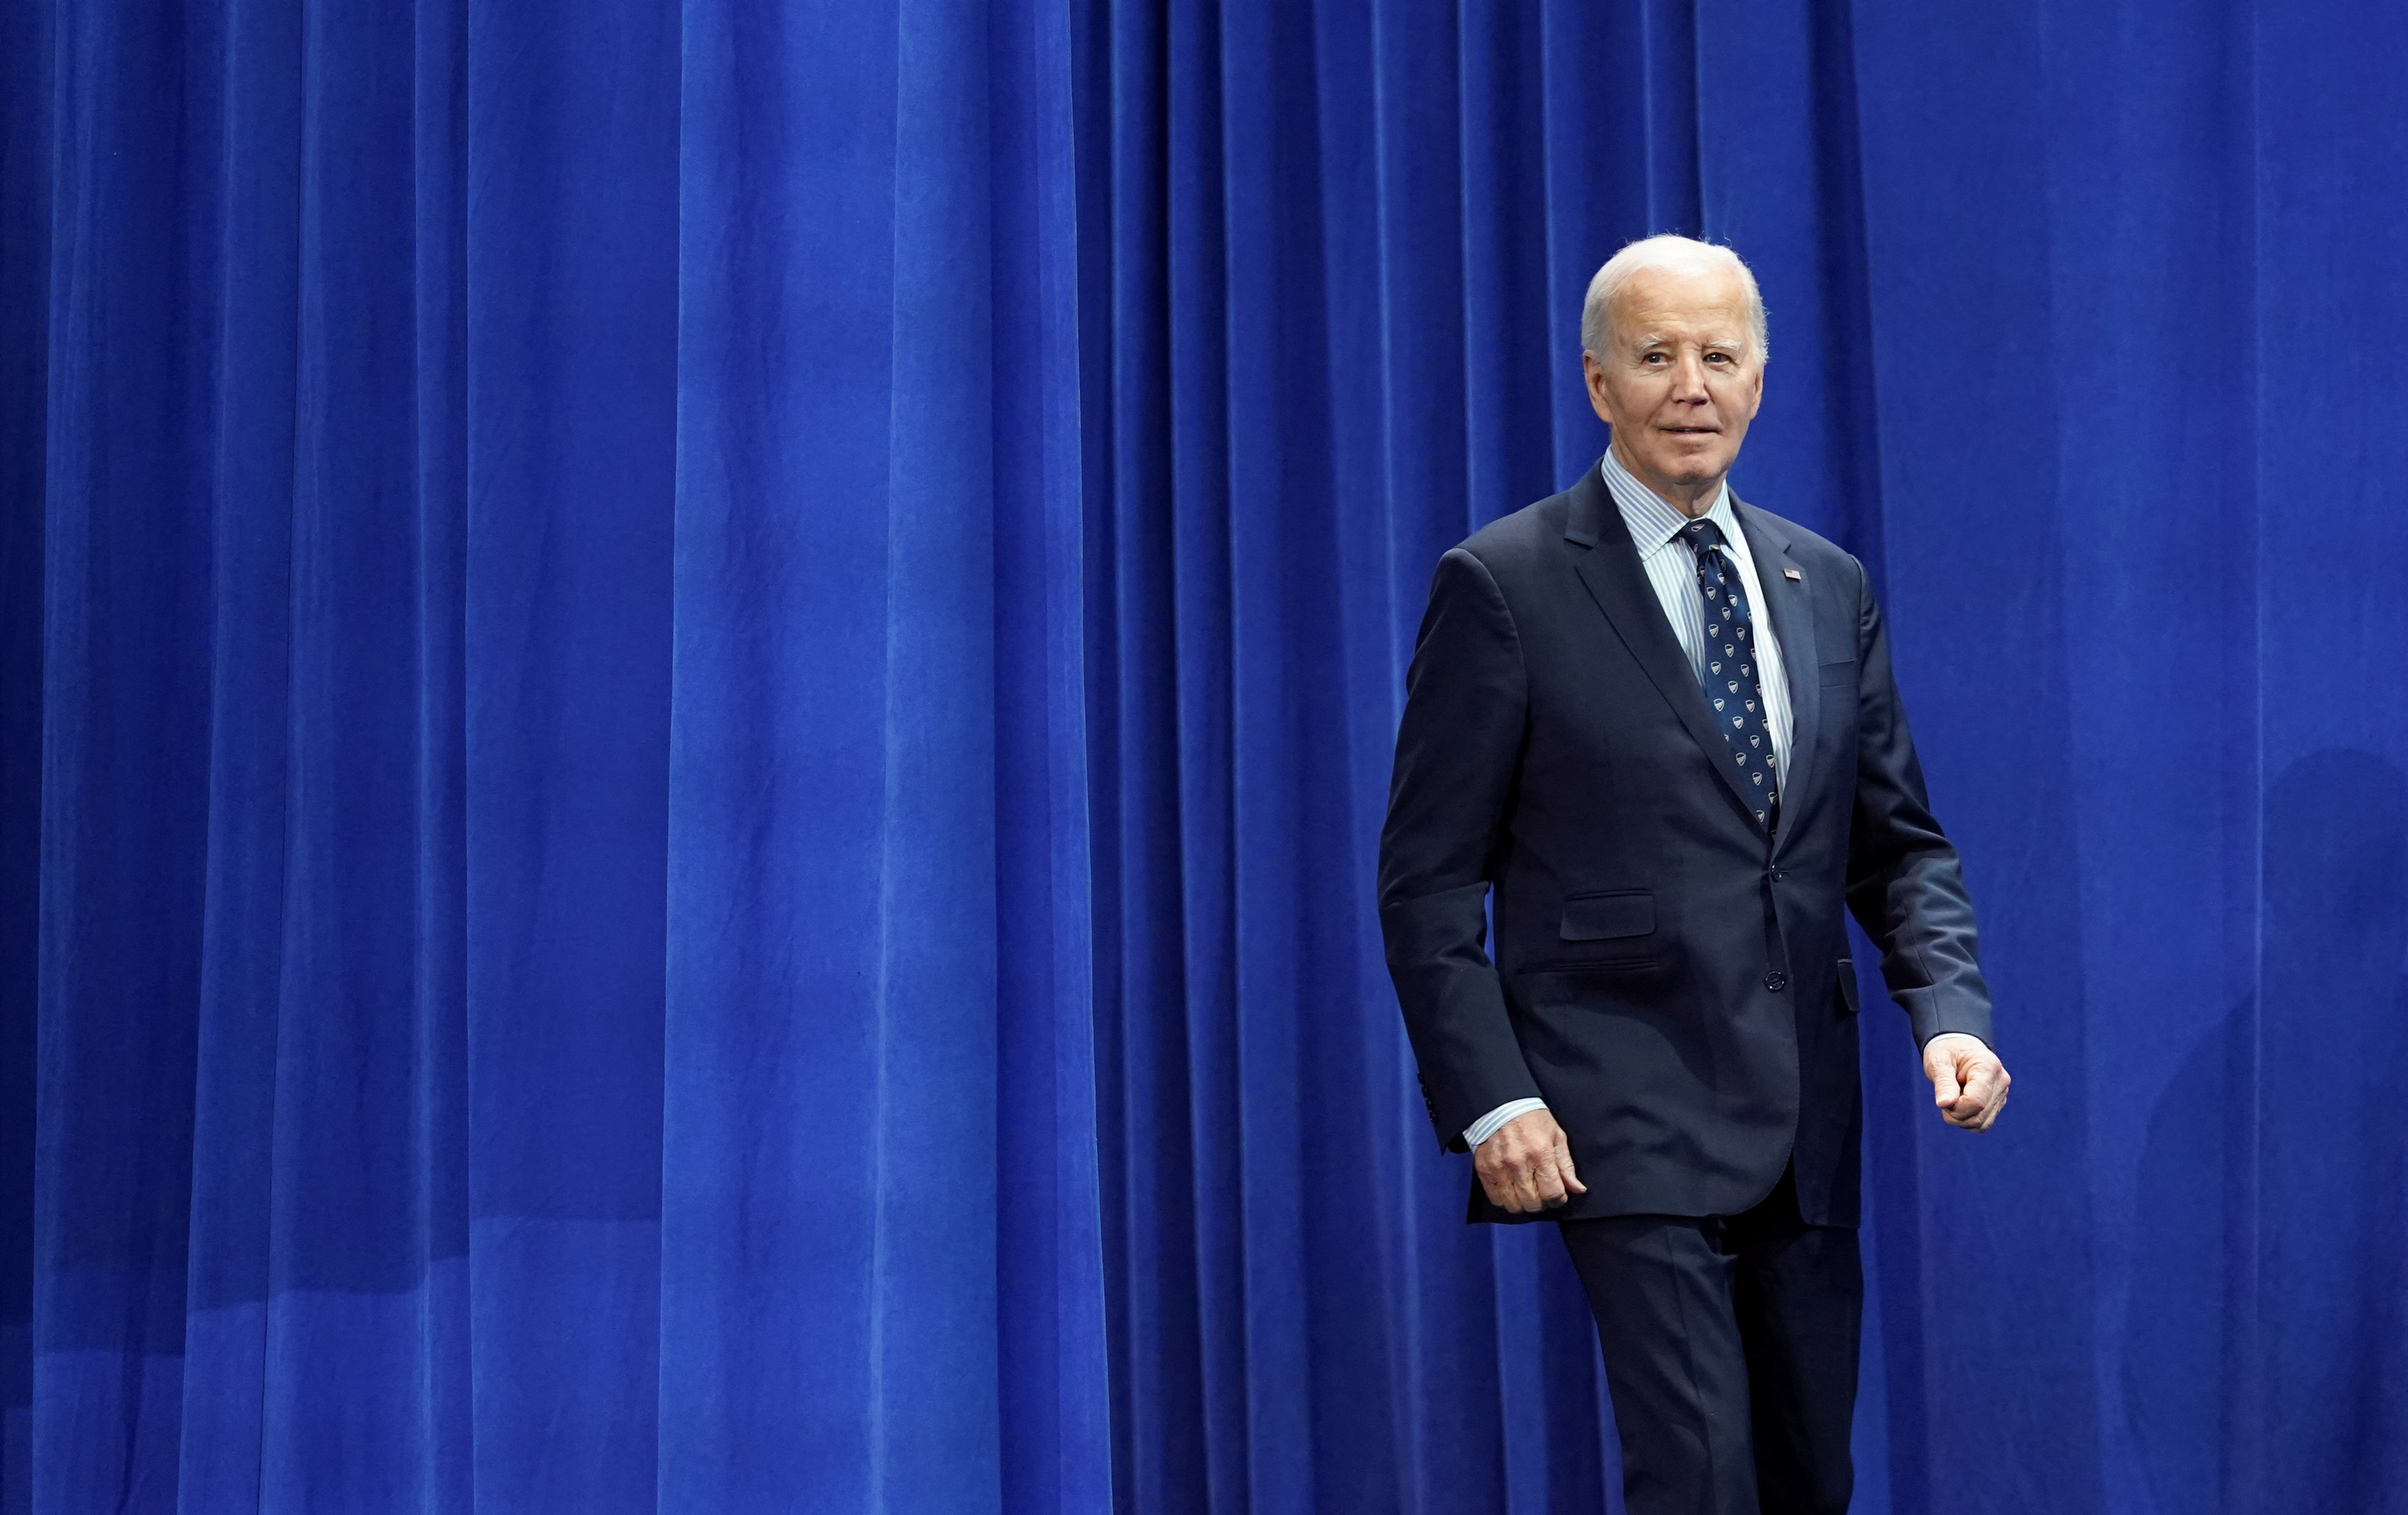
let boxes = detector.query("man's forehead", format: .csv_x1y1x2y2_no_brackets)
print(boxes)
1611,264,1750,340
1616,309,1750,345
1616,259,1747,303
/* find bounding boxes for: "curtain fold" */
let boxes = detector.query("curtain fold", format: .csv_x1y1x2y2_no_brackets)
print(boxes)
6,2,1104,1511
5,2,2407,1513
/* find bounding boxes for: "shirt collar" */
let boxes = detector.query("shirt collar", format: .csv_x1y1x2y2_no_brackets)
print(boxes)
1598,447,1737,558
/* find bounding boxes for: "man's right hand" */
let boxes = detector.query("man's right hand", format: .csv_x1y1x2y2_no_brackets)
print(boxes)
1474,1107,1588,1213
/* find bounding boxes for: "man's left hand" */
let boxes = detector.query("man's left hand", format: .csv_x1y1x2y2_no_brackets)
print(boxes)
1922,1032,2009,1131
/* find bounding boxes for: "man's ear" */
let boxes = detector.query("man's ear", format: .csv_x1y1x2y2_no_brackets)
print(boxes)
1582,352,1616,426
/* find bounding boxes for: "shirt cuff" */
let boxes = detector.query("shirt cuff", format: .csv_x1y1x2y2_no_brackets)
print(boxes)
1465,1097,1549,1150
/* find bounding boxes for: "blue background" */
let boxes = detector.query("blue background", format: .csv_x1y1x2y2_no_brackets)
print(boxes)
4,1,2405,1511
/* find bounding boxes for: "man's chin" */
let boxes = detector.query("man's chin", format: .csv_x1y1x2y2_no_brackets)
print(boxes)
1641,455,1732,489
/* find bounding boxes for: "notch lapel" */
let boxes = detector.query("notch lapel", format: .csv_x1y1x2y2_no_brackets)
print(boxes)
1564,468,1769,831
1732,499,1821,856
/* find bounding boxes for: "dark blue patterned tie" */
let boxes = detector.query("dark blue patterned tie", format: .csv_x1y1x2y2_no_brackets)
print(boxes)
1681,518,1779,830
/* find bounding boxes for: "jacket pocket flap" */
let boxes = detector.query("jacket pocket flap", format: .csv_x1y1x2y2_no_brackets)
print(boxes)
1836,958,1861,1015
1560,891,1655,941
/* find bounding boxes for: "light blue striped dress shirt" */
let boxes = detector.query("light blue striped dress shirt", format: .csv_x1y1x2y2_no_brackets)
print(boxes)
1462,450,1798,1152
1594,449,1796,786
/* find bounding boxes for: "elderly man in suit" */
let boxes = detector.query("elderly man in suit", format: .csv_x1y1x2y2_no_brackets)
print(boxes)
1378,234,2009,1515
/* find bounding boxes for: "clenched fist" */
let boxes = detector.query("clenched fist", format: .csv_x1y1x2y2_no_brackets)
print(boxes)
1923,1031,2010,1131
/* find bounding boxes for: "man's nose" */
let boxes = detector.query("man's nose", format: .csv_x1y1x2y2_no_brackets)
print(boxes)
1668,351,1710,399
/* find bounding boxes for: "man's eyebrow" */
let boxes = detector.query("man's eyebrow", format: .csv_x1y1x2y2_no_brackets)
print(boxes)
1627,328,1747,346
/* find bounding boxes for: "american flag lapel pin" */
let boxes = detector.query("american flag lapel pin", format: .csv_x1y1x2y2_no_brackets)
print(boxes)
1783,566,1803,581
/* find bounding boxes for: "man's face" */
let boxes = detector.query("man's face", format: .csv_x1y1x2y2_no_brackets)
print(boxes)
1583,262,1763,503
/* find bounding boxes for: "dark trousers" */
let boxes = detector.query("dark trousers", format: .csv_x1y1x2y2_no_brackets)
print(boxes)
1557,1166,1861,1515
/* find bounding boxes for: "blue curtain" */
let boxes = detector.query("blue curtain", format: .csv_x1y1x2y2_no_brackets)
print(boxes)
4,3,2405,1514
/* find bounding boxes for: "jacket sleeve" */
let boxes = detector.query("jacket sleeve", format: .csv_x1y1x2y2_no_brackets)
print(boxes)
1842,557,1996,1048
1378,546,1545,1151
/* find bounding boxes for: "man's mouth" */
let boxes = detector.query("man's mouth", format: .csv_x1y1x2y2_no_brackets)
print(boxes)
1663,425,1720,435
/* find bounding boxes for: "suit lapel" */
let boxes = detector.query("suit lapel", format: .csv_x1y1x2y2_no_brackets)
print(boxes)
1732,498,1822,855
1564,466,1768,830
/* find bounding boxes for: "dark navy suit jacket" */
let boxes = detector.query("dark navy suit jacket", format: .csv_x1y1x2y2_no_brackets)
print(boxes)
1377,464,1993,1227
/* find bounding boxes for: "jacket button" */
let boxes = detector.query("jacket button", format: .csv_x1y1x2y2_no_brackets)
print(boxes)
1764,971,1788,992
1769,869,1786,882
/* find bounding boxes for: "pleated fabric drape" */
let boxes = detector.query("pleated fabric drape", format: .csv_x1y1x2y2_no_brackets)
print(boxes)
8,2,1102,1510
6,3,2408,1514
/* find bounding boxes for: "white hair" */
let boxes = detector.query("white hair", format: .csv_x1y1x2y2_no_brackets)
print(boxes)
1580,235,1768,363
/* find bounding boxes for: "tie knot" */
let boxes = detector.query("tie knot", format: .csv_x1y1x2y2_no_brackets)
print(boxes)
1680,517,1729,555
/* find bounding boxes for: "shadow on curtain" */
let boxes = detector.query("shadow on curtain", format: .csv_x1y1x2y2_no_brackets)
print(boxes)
4,2,2407,1513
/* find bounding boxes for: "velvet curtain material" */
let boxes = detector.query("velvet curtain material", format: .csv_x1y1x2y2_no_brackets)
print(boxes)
5,3,2406,1514
6,1,1102,1510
